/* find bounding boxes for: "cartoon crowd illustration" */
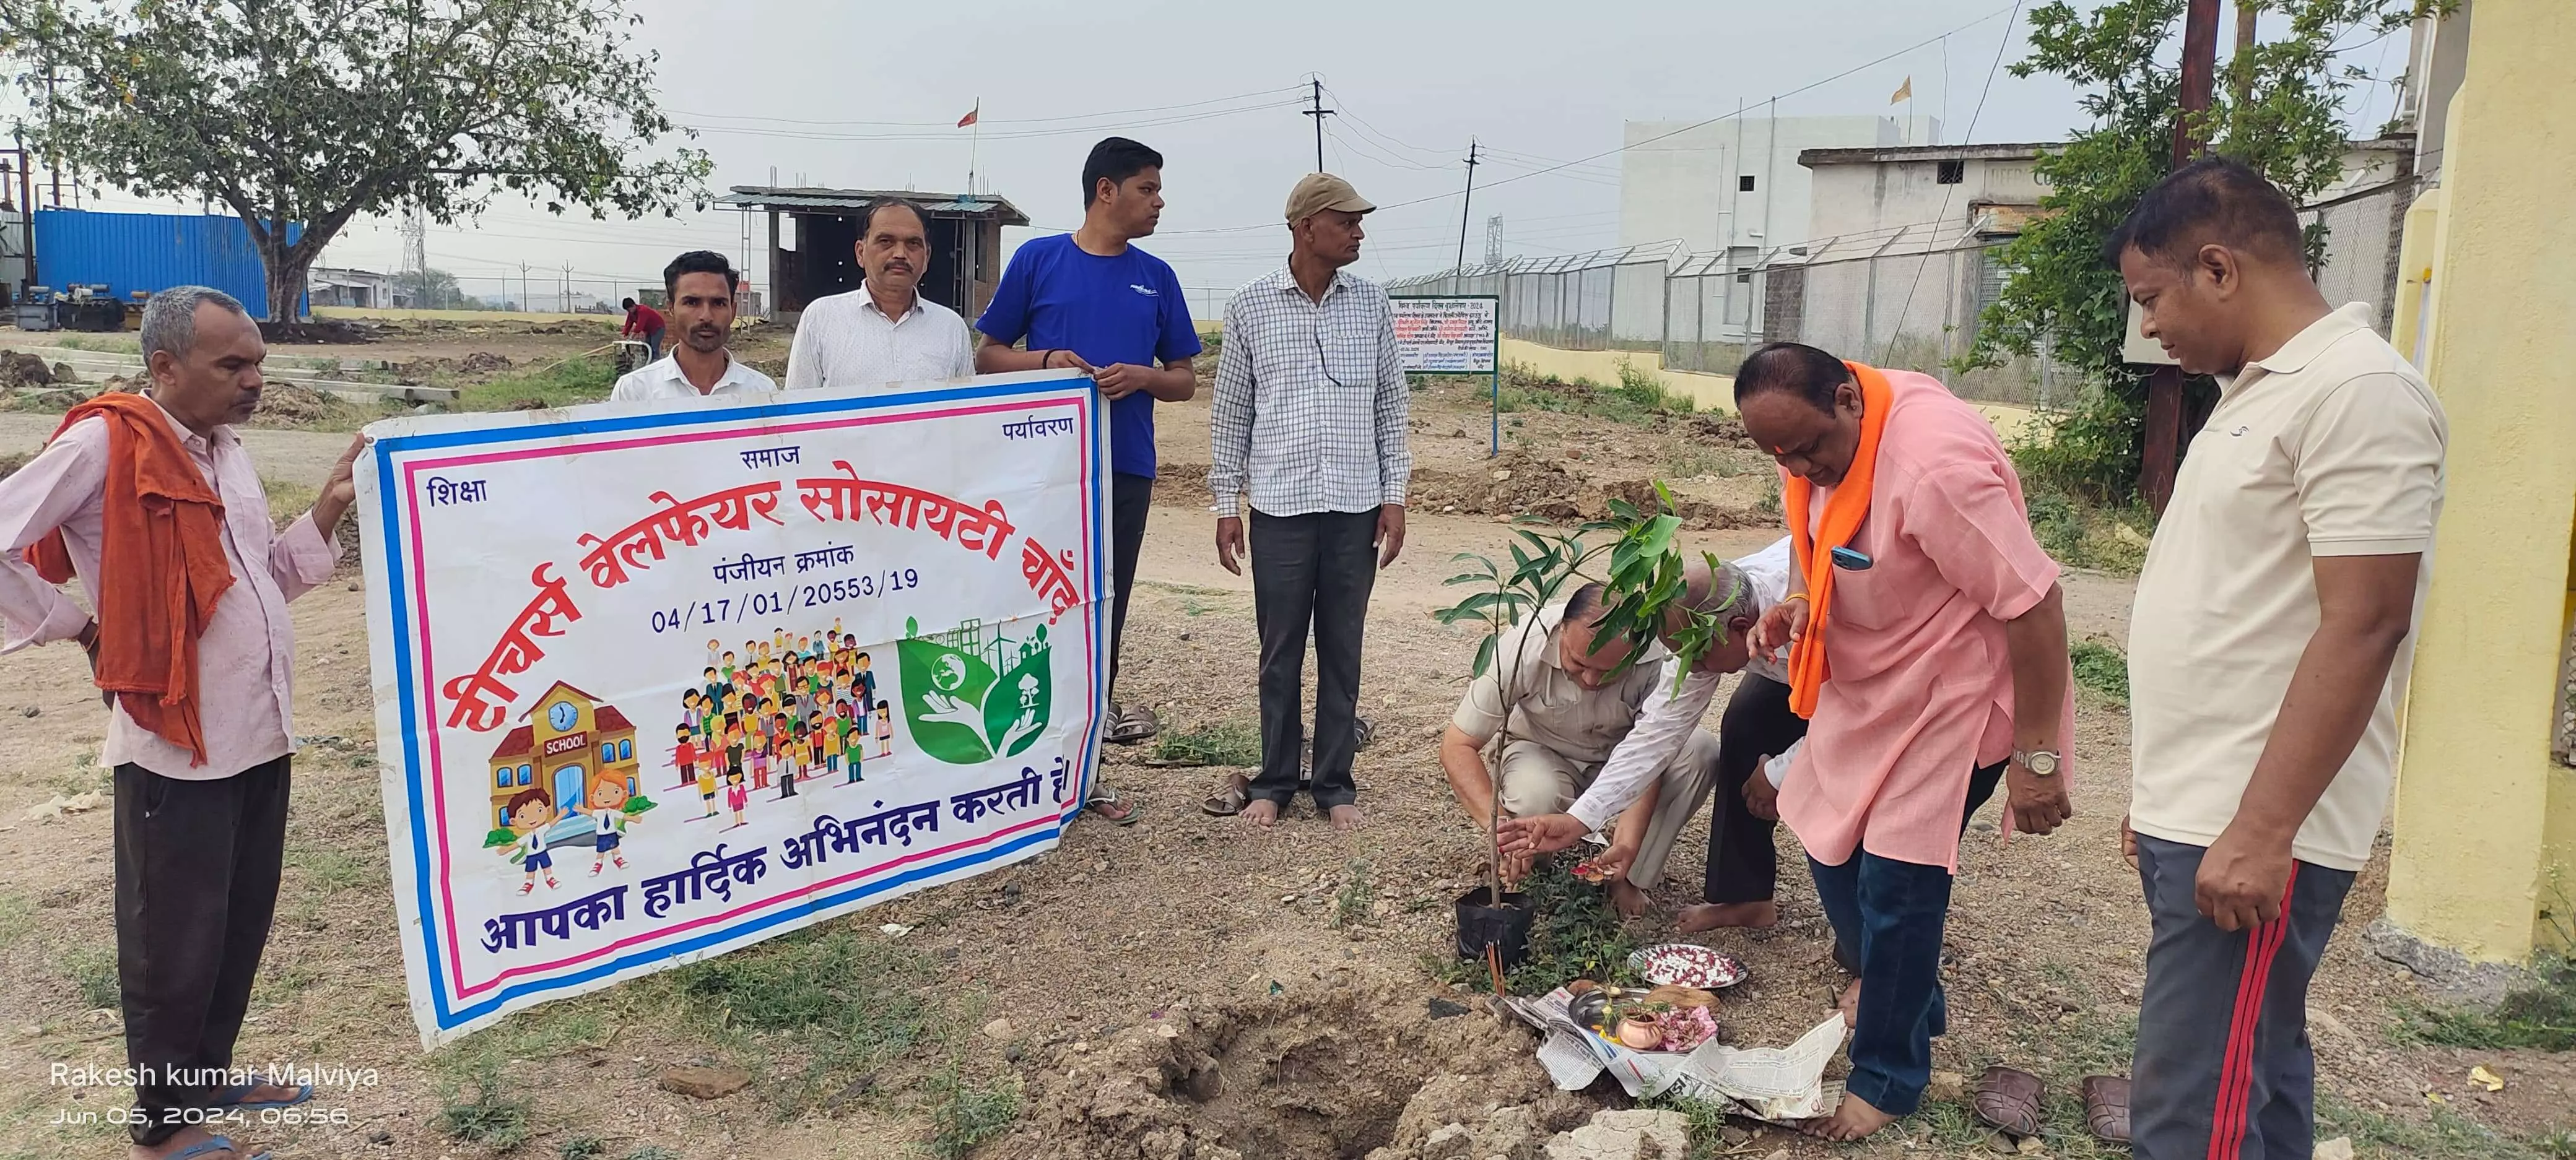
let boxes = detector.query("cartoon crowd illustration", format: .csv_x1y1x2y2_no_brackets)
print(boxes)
672,621,899,831
485,623,899,891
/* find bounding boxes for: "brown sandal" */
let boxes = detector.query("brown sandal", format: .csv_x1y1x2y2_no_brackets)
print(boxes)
1972,1065,2045,1137
2082,1075,2131,1143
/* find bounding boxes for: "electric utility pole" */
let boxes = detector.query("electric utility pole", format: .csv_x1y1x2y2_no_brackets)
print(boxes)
2141,0,2223,514
1302,77,1335,173
1453,141,1480,276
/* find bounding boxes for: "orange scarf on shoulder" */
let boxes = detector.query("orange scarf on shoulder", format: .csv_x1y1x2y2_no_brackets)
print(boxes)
1781,360,1894,719
23,392,233,764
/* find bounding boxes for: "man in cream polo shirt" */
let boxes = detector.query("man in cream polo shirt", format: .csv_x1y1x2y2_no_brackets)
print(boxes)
2115,160,2445,1160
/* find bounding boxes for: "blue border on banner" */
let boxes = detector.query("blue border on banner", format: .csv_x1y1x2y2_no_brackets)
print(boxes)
373,377,1112,1036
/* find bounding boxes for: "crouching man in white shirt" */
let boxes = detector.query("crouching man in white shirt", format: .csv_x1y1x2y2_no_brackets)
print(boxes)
1475,542,1791,919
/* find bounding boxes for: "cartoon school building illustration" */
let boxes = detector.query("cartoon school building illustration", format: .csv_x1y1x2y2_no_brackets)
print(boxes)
487,681,643,829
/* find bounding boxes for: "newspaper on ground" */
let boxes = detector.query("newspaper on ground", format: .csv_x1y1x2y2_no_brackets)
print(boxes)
1504,988,1848,1122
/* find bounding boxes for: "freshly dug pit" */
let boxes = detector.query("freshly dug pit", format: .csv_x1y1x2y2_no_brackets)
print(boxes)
1011,981,1570,1160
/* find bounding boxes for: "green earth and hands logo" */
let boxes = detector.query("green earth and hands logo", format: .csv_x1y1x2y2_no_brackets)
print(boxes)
897,616,1053,764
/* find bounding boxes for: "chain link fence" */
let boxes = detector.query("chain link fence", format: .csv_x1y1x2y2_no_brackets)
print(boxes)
1383,183,2414,409
2302,176,2417,337
1386,243,1681,352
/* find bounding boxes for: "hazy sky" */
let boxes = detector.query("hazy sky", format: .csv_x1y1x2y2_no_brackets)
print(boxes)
69,0,2417,308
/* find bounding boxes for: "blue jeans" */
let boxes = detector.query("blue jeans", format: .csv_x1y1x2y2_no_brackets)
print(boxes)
1806,759,2005,1116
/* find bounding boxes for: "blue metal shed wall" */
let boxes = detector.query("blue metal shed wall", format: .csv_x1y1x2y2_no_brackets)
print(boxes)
32,209,304,319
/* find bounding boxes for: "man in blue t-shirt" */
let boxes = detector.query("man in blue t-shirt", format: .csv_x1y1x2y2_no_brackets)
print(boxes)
976,136,1201,826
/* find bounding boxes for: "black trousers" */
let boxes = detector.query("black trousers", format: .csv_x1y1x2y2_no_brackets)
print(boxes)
1108,472,1152,698
1703,674,1809,904
1249,508,1378,809
2132,833,2356,1160
114,756,291,1146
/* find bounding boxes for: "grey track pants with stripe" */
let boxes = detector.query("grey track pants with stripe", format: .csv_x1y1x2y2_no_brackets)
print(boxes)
2131,832,2357,1160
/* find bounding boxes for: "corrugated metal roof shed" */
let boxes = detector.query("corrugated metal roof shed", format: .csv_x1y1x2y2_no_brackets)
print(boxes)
713,186,1029,225
32,209,302,319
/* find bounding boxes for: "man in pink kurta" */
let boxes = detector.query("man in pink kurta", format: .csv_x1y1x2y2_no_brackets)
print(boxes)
1774,371,2077,872
1735,343,2074,1142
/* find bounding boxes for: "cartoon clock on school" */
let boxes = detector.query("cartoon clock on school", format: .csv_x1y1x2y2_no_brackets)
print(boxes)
547,700,579,731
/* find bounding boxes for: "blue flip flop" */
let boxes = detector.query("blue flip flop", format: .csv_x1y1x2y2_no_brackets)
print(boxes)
165,1135,272,1160
214,1079,313,1110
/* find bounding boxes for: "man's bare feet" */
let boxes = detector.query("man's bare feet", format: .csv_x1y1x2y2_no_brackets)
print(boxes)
1606,878,1651,919
1676,900,1778,932
1241,799,1281,828
1326,803,1362,832
1838,978,1862,1028
1801,1091,1899,1141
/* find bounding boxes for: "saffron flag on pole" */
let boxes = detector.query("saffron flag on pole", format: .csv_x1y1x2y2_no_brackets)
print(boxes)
1888,77,1912,105
957,104,979,128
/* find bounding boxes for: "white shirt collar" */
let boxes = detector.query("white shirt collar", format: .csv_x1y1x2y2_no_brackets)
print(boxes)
139,391,228,451
2219,302,2374,395
856,282,923,321
651,350,759,394
1261,264,1356,303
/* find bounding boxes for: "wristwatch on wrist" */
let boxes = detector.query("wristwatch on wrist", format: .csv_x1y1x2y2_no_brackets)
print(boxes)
2014,748,2062,776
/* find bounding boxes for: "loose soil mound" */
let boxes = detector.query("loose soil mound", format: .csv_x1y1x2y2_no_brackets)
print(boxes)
1011,981,1563,1160
259,319,379,344
0,350,56,389
254,382,354,425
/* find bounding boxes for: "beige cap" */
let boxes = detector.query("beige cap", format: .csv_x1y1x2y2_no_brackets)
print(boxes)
1284,173,1375,223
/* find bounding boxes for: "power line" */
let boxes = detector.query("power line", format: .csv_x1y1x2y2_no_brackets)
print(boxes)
670,86,1301,129
682,98,1303,144
1129,2,2027,240
1879,0,2024,365
1301,76,1335,173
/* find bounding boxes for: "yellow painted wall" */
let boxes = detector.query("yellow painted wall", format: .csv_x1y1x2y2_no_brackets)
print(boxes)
1497,338,1736,412
1495,337,2041,441
2387,4,2576,963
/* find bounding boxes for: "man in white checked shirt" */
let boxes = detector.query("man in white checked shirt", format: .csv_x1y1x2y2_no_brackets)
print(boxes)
1210,173,1411,831
783,197,976,391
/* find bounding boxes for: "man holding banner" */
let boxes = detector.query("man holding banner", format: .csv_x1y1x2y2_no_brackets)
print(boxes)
975,136,1201,825
785,199,976,392
611,251,778,402
1210,173,1411,831
0,287,360,1160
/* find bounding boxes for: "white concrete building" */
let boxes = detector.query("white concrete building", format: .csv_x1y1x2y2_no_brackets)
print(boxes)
1616,114,1940,259
1797,142,2055,259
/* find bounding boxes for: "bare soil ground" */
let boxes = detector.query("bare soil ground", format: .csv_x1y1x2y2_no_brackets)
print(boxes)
0,331,2565,1160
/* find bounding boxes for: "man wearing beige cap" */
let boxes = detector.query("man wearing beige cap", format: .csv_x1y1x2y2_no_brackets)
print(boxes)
1209,173,1411,831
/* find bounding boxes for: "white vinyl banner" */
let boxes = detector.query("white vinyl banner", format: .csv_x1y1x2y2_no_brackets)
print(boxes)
1391,296,1500,373
357,370,1108,1047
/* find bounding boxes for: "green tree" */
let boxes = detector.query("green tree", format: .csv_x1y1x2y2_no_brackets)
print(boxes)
0,0,710,321
397,266,463,310
1961,0,2441,502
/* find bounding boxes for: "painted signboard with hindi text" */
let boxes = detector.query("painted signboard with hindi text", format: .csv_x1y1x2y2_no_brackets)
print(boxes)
1391,295,1500,374
357,370,1108,1047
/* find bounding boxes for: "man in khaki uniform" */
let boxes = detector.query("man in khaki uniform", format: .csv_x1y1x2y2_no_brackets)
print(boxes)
1437,581,1720,917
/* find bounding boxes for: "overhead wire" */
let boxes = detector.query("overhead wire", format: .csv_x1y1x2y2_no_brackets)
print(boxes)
1878,0,2024,365
681,98,1305,144
1126,1,2026,240
670,85,1303,129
